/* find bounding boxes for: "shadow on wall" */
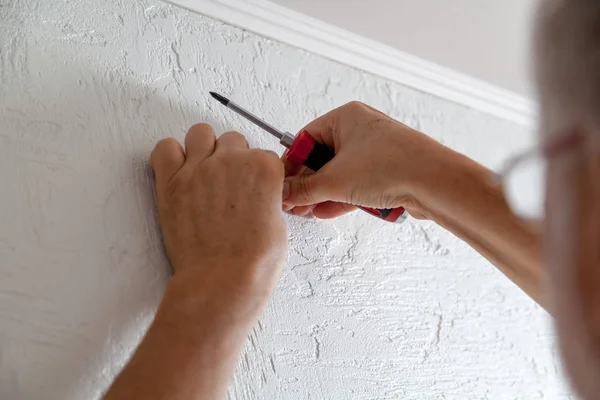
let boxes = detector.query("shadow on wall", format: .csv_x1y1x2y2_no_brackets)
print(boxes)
0,56,215,399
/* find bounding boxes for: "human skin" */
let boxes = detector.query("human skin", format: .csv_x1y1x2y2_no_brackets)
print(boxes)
104,124,287,399
282,102,543,307
533,0,600,398
105,1,600,398
105,108,544,399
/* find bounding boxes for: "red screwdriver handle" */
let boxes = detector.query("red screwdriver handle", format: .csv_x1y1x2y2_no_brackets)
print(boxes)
285,130,406,223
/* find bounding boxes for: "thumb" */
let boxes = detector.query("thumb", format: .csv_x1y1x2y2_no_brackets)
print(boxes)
283,172,334,206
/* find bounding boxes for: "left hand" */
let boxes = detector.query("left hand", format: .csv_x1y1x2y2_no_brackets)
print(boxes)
105,125,288,400
150,123,288,325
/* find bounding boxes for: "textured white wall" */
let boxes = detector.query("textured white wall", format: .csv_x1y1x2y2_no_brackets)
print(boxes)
0,1,571,399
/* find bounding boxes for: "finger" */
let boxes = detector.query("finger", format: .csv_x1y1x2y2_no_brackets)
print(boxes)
312,201,357,219
263,149,280,159
299,102,373,149
215,131,249,152
281,150,304,177
184,123,216,163
299,101,370,146
283,172,337,206
291,204,316,217
281,154,312,204
299,109,337,149
151,137,185,189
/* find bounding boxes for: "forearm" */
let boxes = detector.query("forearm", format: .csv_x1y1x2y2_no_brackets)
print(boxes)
104,270,256,400
414,146,545,309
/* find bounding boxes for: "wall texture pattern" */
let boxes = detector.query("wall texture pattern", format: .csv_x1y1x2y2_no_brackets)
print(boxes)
0,0,572,399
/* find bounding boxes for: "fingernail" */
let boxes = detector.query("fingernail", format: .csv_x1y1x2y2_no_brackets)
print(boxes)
282,181,290,200
282,204,293,212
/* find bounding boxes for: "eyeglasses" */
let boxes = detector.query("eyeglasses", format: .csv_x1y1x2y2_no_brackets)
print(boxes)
496,129,583,220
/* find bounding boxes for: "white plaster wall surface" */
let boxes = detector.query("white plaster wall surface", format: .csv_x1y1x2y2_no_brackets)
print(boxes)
0,1,572,399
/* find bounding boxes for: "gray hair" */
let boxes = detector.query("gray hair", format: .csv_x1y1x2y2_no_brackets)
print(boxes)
535,0,600,131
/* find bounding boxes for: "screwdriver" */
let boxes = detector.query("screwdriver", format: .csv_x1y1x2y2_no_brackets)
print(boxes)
209,92,407,223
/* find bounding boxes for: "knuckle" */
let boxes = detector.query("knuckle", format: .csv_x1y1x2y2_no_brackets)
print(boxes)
345,101,366,111
262,150,284,168
151,137,178,167
157,136,177,146
221,130,244,138
250,148,277,164
207,152,231,169
249,149,284,178
153,137,177,152
263,149,280,159
297,175,313,202
189,122,213,132
186,123,215,141
217,131,249,150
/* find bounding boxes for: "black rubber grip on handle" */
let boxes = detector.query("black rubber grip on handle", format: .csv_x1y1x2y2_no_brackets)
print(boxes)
304,141,335,170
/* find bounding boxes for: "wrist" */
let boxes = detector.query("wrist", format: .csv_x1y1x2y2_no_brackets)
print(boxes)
409,143,492,219
112,271,253,400
399,136,478,215
164,261,272,331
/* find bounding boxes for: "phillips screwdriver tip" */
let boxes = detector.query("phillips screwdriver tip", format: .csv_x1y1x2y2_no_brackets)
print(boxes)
209,91,229,106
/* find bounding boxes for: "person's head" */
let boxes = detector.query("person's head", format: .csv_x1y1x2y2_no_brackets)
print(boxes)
534,0,600,397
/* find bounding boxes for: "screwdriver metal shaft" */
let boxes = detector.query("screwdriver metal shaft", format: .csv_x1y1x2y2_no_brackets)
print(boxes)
209,92,295,148
208,91,407,224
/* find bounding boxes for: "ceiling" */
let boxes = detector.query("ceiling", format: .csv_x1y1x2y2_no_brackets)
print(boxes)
269,0,537,97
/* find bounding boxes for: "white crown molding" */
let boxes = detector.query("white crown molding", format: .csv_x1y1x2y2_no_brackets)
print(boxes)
167,0,537,127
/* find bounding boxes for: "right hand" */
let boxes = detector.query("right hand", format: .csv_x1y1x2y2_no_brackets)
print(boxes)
282,101,448,219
